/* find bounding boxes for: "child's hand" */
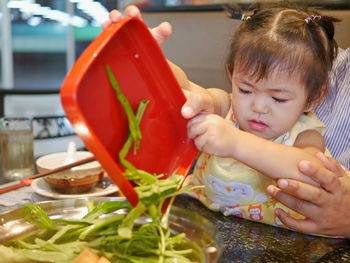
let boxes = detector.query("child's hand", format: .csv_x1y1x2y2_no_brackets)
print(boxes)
187,114,236,157
181,89,216,119
103,5,172,45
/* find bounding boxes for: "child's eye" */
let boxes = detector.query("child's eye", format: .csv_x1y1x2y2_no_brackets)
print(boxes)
272,97,288,103
238,88,251,94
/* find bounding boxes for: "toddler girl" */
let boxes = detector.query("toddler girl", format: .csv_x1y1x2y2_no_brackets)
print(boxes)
180,3,340,228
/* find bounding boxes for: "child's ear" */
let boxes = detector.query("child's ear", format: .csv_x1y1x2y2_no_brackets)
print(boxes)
304,98,320,112
304,103,315,113
304,85,328,112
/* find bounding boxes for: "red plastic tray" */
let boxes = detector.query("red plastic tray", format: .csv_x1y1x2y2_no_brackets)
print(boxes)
60,18,198,206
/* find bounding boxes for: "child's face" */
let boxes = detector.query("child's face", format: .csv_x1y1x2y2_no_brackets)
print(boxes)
230,68,310,140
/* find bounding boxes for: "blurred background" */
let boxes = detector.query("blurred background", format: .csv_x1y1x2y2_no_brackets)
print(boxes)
0,0,349,156
0,0,349,91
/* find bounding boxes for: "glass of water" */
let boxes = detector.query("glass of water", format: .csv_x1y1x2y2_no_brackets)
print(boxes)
0,117,34,182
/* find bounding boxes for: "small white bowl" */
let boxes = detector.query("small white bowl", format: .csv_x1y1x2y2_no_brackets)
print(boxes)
36,151,104,194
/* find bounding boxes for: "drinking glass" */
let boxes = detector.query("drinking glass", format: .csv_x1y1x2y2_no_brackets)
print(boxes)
0,117,34,182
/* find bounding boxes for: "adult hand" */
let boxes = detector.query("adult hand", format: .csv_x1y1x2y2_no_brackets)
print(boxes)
267,152,350,237
102,5,172,45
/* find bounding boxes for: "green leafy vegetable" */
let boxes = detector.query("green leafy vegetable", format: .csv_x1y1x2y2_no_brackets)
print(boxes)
106,64,142,152
20,203,59,231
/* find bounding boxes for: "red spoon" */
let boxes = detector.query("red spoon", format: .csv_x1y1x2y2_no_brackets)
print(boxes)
60,18,198,206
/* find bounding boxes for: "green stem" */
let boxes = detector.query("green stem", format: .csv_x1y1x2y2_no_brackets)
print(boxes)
106,64,142,151
158,224,165,263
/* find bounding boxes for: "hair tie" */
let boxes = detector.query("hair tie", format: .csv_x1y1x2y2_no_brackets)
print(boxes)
241,14,251,21
305,15,321,24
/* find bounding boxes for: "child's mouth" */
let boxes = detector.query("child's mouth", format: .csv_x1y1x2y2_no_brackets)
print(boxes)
248,120,268,132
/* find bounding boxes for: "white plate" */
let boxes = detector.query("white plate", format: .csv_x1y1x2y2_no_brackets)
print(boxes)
31,178,119,199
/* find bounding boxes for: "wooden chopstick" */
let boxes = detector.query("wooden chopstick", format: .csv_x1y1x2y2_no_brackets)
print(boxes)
0,156,96,194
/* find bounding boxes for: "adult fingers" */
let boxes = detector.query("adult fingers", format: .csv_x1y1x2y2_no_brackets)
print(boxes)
298,160,340,194
267,184,320,217
274,208,318,234
316,152,347,177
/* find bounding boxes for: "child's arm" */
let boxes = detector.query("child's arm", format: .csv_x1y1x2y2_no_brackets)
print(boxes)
229,128,325,185
167,60,231,118
105,8,231,119
188,114,325,186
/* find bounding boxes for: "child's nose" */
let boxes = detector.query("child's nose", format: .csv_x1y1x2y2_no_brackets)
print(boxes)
252,99,269,114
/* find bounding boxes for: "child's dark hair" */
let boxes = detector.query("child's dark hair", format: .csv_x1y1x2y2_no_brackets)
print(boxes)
225,2,340,107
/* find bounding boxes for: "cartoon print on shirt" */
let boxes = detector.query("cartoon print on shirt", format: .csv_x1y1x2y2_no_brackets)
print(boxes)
222,204,244,217
206,175,254,199
248,204,264,221
195,154,210,171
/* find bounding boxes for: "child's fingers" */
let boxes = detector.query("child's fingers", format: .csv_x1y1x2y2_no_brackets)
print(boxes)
150,22,172,45
109,9,123,22
102,20,111,30
182,103,202,119
106,6,171,46
125,5,143,20
187,115,207,139
182,106,195,119
102,9,122,29
187,114,206,126
193,134,208,152
125,5,172,45
181,92,197,119
182,93,208,119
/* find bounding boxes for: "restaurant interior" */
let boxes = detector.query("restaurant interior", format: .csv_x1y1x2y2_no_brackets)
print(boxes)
0,0,350,262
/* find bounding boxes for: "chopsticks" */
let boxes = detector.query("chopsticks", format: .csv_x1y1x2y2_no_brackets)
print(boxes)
0,156,96,194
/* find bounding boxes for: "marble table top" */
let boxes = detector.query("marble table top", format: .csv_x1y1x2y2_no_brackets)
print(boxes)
1,186,350,263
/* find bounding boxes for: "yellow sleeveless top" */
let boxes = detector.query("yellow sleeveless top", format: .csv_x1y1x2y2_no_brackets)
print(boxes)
186,111,328,228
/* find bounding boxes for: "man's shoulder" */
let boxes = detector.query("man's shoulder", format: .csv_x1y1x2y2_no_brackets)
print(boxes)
333,47,350,72
328,47,350,95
